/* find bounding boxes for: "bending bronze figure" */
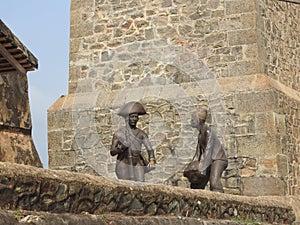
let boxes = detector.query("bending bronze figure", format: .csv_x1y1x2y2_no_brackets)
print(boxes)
185,107,228,193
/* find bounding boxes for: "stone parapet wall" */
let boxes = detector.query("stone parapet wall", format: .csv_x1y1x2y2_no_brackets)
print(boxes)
0,162,296,224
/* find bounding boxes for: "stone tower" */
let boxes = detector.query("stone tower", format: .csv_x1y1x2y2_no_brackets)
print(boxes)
0,20,42,167
48,0,300,196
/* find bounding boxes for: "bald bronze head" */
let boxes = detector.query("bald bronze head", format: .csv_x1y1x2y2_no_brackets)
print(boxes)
191,107,207,130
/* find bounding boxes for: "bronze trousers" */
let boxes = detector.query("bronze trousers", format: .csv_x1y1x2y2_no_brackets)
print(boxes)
190,159,228,192
115,160,145,182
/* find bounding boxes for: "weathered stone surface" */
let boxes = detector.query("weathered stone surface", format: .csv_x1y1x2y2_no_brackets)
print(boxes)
228,30,257,46
257,0,300,92
0,130,41,167
218,74,272,93
0,162,296,224
225,0,255,15
236,134,278,157
0,210,245,225
242,176,285,196
0,72,41,167
0,74,31,129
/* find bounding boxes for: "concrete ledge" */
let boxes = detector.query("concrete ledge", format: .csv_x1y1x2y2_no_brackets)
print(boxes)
0,162,296,224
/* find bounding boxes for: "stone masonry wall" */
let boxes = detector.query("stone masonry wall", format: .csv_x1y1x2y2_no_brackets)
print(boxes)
256,0,300,195
257,0,300,91
51,0,260,180
278,93,300,196
48,0,299,196
0,162,296,224
68,0,259,93
268,77,300,196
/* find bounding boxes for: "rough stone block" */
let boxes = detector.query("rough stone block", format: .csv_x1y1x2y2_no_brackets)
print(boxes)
255,90,276,112
255,112,276,134
225,0,255,15
48,131,63,151
70,23,93,39
242,43,258,60
48,110,74,131
228,29,257,46
205,32,227,46
274,113,286,135
240,167,256,176
219,13,256,31
0,74,32,129
0,131,42,168
234,92,257,113
218,74,272,93
242,176,285,196
228,60,259,77
225,177,241,188
258,157,277,175
276,154,289,178
48,150,76,168
236,134,279,157
234,89,275,113
48,97,65,112
233,113,255,135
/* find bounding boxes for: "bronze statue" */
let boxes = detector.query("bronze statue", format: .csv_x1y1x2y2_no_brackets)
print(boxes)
184,107,228,192
110,101,156,182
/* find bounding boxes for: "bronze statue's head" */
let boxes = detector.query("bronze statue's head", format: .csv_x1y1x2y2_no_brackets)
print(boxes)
128,113,139,128
197,107,207,121
118,101,147,128
191,107,207,129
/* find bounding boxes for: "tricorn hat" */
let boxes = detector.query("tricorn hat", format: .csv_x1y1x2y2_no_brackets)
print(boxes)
117,101,147,117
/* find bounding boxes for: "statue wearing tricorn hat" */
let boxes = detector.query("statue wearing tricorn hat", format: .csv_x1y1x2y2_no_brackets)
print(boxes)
110,101,156,182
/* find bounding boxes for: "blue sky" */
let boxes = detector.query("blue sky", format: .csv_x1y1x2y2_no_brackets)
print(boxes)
1,1,71,167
